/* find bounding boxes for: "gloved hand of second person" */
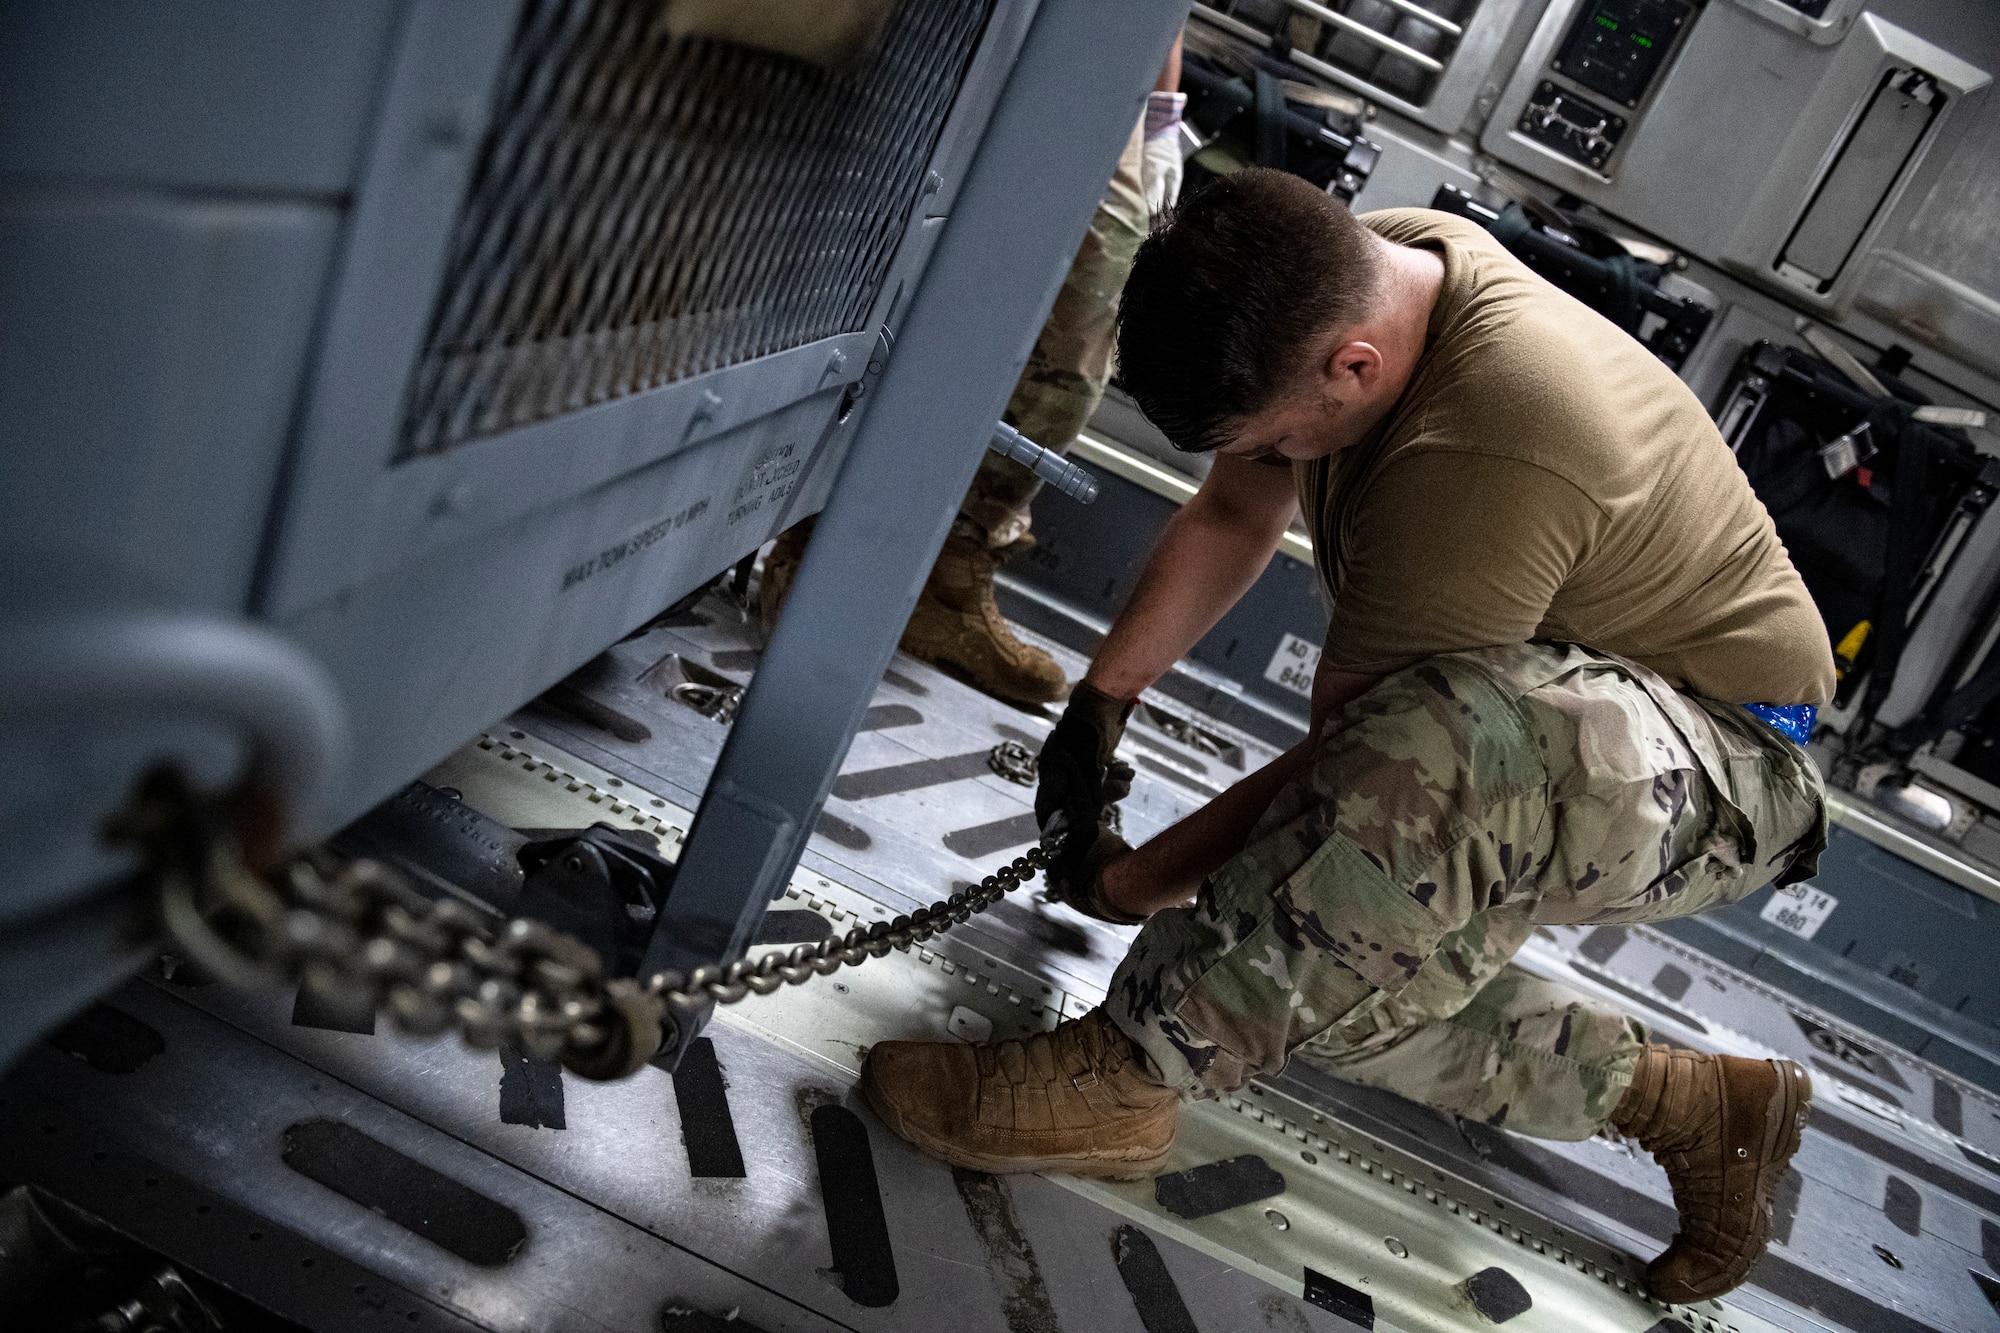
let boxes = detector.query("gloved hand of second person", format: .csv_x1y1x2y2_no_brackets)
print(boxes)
1141,90,1186,219
1034,681,1136,871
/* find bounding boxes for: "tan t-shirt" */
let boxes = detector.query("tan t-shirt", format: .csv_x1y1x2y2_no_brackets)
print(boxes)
1296,209,1834,706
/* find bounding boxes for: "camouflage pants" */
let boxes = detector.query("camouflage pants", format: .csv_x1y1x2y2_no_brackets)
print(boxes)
961,115,1151,547
1107,643,1827,1141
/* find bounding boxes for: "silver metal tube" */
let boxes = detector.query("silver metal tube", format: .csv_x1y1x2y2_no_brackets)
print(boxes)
1286,0,1461,39
989,421,1099,503
1192,1,1446,75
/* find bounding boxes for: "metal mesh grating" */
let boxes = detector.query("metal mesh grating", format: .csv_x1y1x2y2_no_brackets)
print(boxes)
399,0,991,457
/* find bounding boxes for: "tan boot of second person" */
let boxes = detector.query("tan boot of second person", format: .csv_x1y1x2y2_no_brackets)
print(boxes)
754,520,813,636
862,1008,1178,1178
1611,1045,1812,1304
899,521,1070,706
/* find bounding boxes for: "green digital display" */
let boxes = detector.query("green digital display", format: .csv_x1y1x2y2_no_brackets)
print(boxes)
1555,0,1690,107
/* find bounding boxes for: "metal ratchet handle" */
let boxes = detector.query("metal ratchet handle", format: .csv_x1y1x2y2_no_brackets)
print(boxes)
989,421,1099,503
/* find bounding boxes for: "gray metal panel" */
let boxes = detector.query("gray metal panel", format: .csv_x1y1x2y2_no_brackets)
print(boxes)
284,389,855,831
1780,71,1939,284
1483,2,1996,325
1349,118,1485,212
644,0,1190,984
0,0,401,196
0,193,339,611
1484,0,1836,252
1720,13,1991,309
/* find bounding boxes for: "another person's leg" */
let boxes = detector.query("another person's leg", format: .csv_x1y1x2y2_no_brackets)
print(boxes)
761,119,1150,705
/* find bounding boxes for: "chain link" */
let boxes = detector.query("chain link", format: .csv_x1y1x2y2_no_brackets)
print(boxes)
642,843,1055,1009
137,769,1060,1082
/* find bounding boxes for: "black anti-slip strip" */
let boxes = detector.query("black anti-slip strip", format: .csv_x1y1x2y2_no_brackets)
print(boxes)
670,1038,746,1178
1771,1167,1804,1247
952,1168,1061,1331
883,668,929,696
1568,963,1709,1033
498,1039,566,1130
1883,1176,1922,1236
1459,1267,1532,1323
1973,1270,2000,1318
1809,1056,1904,1108
44,1003,165,1074
1576,925,1627,965
811,1105,898,1307
1154,1155,1286,1220
1933,1079,1964,1136
859,703,923,731
755,909,834,944
1303,1269,1373,1329
814,809,873,850
1963,1144,2000,1178
281,1119,526,1266
832,751,992,800
942,812,1041,860
1134,753,1217,796
1113,1225,1199,1333
291,981,377,1034
1752,1253,1944,1333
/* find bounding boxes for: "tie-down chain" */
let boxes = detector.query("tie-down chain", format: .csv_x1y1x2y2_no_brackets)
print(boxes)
120,769,1061,1080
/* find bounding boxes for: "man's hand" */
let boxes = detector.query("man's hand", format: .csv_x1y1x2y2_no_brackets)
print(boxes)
1035,681,1135,882
1040,826,1146,924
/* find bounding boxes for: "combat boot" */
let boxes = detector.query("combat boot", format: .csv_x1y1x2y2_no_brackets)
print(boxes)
1611,1045,1812,1303
899,520,1070,706
862,1007,1177,1178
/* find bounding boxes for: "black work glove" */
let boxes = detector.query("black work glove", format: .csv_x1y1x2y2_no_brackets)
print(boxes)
1040,826,1146,925
1035,681,1136,882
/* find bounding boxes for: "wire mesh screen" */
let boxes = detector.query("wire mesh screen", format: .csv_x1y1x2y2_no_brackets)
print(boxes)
399,0,992,457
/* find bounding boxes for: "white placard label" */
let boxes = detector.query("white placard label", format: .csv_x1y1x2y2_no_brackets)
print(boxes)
1760,885,1838,939
1264,633,1322,699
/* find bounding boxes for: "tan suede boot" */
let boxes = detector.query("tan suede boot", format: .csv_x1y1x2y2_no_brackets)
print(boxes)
1611,1045,1812,1304
861,1008,1177,1178
899,520,1070,706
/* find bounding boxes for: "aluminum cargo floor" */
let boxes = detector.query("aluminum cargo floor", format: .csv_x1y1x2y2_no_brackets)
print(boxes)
6,595,1999,1332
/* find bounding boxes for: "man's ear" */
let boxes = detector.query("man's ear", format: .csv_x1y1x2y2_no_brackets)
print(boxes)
1324,339,1384,395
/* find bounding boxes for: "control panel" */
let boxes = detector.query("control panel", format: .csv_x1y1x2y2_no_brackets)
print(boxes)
1498,0,1704,177
1551,0,1693,107
1517,80,1628,169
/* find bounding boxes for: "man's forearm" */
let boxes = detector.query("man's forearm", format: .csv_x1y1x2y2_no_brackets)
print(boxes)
1097,667,1381,919
1085,501,1283,701
1101,741,1311,916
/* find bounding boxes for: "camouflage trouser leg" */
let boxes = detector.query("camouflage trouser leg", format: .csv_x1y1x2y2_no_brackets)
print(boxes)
1296,926,1647,1140
960,115,1151,547
1106,642,1826,1141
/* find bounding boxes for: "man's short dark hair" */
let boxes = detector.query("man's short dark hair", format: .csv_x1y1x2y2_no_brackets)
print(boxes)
1116,168,1383,453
